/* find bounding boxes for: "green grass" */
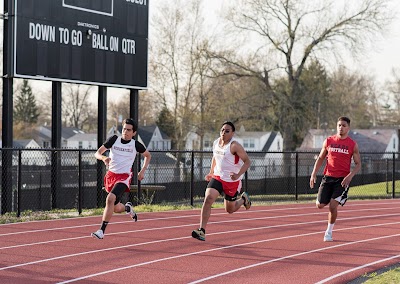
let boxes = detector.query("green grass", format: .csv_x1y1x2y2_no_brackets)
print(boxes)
1,180,399,224
351,181,400,196
360,267,400,283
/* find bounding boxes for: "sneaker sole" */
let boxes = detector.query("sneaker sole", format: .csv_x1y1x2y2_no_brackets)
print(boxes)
191,231,205,241
91,233,103,239
244,201,252,210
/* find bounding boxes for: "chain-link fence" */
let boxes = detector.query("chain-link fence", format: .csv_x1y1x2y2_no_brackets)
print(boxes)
0,149,399,215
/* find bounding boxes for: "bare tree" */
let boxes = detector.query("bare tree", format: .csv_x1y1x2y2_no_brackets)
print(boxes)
62,84,97,132
330,67,377,128
150,0,216,150
210,0,394,150
384,68,400,125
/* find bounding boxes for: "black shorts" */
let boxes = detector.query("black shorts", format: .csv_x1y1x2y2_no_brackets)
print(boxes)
317,176,348,205
207,178,239,202
110,183,128,205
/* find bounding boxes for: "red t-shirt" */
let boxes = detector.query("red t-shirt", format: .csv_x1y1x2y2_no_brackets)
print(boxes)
323,135,356,178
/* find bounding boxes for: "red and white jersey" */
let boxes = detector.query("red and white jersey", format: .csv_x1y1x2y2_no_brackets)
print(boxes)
212,138,244,182
108,137,138,174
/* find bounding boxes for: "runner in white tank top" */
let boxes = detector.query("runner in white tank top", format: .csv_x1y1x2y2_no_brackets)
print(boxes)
91,118,151,239
212,137,244,182
192,121,252,241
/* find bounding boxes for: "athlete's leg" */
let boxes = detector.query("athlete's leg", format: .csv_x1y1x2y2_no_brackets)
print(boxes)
199,187,220,229
224,196,244,213
103,192,117,222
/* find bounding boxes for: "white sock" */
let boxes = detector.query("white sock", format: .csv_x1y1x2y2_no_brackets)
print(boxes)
326,223,335,233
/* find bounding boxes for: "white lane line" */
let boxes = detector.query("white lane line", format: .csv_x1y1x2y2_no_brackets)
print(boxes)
315,254,400,283
0,206,319,235
2,218,400,272
58,226,400,284
1,199,398,233
1,208,398,250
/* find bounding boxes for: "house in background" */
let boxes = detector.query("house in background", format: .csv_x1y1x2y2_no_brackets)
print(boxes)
108,125,171,150
64,133,97,149
35,126,97,149
298,128,399,175
298,128,398,153
185,125,284,179
0,139,49,166
185,125,283,152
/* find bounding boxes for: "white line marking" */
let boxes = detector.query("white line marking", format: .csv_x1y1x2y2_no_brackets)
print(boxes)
315,255,400,283
0,207,398,250
58,225,400,284
188,233,400,284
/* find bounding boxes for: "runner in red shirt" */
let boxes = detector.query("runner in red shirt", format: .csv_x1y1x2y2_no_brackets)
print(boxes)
310,116,361,242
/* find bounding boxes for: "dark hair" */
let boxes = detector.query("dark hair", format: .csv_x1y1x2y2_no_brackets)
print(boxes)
338,116,350,125
123,118,137,132
222,121,235,132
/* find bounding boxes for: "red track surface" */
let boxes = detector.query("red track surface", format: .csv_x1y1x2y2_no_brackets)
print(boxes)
1,199,400,283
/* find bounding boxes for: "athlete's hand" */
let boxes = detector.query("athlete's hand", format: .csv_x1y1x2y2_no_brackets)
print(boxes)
205,173,213,182
341,175,352,188
229,172,239,180
103,157,110,167
309,175,316,188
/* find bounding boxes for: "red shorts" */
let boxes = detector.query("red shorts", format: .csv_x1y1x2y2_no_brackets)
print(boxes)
104,171,132,193
209,176,242,201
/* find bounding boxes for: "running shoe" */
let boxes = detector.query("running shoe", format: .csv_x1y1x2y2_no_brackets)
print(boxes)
125,202,138,222
192,229,205,241
323,231,333,242
91,229,104,239
241,192,251,210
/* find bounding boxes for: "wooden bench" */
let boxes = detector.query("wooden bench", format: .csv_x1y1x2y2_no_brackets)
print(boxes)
102,185,166,193
129,185,166,193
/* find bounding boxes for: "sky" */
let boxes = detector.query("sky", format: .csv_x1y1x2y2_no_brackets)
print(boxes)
199,0,400,86
4,0,400,100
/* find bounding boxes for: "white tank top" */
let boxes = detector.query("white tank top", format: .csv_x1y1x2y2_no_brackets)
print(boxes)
108,137,137,173
212,138,244,182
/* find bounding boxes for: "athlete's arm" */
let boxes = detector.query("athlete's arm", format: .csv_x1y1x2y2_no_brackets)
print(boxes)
310,139,328,188
94,135,117,167
341,142,361,187
135,141,151,181
205,157,216,181
230,141,251,180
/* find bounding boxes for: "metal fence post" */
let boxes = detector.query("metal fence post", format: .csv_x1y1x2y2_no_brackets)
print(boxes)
17,150,22,217
78,151,82,215
393,152,396,199
190,151,194,206
295,152,298,200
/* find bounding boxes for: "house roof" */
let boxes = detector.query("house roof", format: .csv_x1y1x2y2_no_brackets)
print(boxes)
111,125,170,147
42,126,85,139
13,140,33,148
348,129,395,152
262,131,277,152
138,126,157,147
68,133,97,141
298,128,397,152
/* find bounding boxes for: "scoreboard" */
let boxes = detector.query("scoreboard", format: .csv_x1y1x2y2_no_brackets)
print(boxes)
12,0,149,88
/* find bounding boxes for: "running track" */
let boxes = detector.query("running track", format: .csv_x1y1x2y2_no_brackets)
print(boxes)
1,199,400,283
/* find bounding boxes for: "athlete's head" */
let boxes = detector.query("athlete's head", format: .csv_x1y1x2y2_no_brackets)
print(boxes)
220,121,235,141
123,118,137,132
338,116,350,125
337,116,350,137
122,118,137,140
221,121,235,132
